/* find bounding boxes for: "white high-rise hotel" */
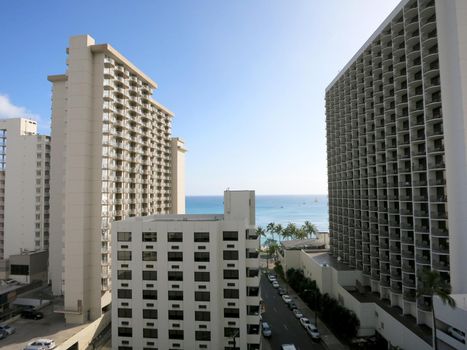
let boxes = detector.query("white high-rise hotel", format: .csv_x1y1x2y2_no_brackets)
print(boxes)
111,191,261,350
326,0,467,348
48,35,186,324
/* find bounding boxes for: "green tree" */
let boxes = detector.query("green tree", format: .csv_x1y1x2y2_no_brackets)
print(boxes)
417,269,456,350
266,222,276,240
256,226,266,239
283,223,299,240
302,221,318,239
273,223,283,241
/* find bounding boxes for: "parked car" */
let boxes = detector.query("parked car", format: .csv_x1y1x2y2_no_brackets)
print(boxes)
292,308,304,319
277,287,286,296
299,317,312,328
287,301,297,310
0,324,15,335
24,338,56,350
281,345,297,350
305,324,321,341
0,330,8,340
261,322,272,337
282,295,292,303
272,281,279,288
21,309,44,320
448,327,465,343
268,274,277,282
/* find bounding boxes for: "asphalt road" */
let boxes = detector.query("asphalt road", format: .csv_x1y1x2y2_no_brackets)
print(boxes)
261,274,325,350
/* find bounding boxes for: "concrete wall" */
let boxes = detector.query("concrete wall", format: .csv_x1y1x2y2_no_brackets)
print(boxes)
170,138,186,214
434,295,467,350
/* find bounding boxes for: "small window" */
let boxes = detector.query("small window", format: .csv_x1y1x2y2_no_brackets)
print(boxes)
195,331,211,341
117,251,132,261
194,272,210,282
224,289,239,299
168,232,183,242
142,290,157,300
168,329,184,340
195,291,210,301
224,327,240,337
117,232,131,242
142,232,157,242
195,311,211,321
142,251,157,261
194,252,210,262
118,289,132,299
194,232,209,242
223,269,239,280
168,310,184,320
168,290,184,300
117,270,132,280
118,308,132,318
118,327,132,337
143,328,158,339
168,252,183,261
143,271,157,280
223,250,239,260
223,231,238,241
143,309,158,319
168,271,183,281
224,308,240,318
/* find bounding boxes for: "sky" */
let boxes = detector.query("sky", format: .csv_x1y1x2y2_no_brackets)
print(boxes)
0,0,400,195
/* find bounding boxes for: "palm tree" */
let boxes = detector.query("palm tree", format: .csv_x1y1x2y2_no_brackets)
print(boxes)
417,269,456,350
266,222,276,241
256,226,266,239
302,221,318,239
283,223,299,240
263,237,276,268
273,223,283,241
294,227,307,240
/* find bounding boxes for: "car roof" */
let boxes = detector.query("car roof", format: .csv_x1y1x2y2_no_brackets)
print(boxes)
262,322,270,327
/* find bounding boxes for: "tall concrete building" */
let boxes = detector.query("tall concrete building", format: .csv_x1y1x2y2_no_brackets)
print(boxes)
48,35,185,324
0,118,50,277
326,0,467,348
111,190,261,350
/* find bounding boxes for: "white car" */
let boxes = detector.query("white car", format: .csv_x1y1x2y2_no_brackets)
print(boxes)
281,345,297,350
282,294,292,303
0,324,15,335
24,339,56,350
299,317,312,328
272,281,279,288
448,327,465,343
293,308,304,319
268,274,277,282
305,324,321,340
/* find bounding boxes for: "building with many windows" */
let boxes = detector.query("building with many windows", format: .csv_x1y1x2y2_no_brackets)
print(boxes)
0,118,50,278
48,35,186,324
111,190,261,350
325,0,467,348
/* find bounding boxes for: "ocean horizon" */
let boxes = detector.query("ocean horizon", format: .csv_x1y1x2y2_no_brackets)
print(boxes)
186,194,329,233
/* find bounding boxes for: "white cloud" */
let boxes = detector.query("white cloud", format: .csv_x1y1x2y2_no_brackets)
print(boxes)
0,94,39,121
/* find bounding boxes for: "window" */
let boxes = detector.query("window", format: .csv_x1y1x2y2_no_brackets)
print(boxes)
168,271,183,281
10,264,29,275
118,289,132,299
224,289,239,299
247,305,260,315
195,331,211,341
168,291,184,300
117,270,132,280
224,308,239,318
118,308,132,318
143,271,157,280
224,327,240,337
194,232,209,242
247,324,260,334
223,269,239,280
168,252,183,261
143,309,158,319
246,287,259,297
168,232,183,242
223,250,239,260
142,290,157,300
142,232,157,242
118,327,132,337
223,231,238,241
117,251,132,261
117,232,131,242
246,268,259,277
195,311,211,321
168,310,184,320
195,291,210,301
194,272,210,282
143,328,158,339
142,251,157,261
194,252,210,262
169,330,184,340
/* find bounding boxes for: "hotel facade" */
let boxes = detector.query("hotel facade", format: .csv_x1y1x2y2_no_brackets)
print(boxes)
48,35,185,324
325,0,467,348
111,190,261,350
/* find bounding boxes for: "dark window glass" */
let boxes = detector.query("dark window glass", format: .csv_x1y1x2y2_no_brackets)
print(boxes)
117,251,132,261
168,232,183,242
224,289,239,299
168,252,183,261
247,344,261,350
118,327,132,337
143,328,158,338
194,252,210,262
117,232,131,242
168,329,184,340
224,327,240,337
223,269,239,279
143,271,157,280
142,251,157,261
10,265,29,275
223,231,238,241
194,232,209,242
118,308,132,318
246,287,259,297
195,331,211,341
194,272,210,282
195,291,210,301
247,324,260,334
142,232,157,242
247,305,260,315
168,310,184,320
224,308,240,318
168,290,184,300
223,250,239,260
168,271,183,281
143,309,158,319
142,290,157,300
117,270,132,280
195,311,211,321
118,347,132,350
246,268,259,277
118,289,132,299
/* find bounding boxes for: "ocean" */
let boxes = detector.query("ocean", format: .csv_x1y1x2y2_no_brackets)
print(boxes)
186,194,329,232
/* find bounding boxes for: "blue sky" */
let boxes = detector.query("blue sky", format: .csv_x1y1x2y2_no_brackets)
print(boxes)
0,0,400,195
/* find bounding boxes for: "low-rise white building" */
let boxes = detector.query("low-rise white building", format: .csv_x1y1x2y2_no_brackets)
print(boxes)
111,190,261,350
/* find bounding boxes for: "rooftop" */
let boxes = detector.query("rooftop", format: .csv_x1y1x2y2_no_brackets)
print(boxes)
309,252,355,271
280,239,326,250
450,294,467,312
120,214,225,223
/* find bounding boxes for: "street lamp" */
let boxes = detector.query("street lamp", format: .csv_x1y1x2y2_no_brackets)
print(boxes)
303,289,318,327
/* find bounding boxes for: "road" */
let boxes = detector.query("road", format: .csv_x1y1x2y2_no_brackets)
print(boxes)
261,274,325,350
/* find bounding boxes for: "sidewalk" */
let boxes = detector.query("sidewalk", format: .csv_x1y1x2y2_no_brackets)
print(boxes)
275,273,348,350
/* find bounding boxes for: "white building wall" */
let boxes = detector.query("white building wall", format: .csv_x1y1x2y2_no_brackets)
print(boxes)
170,137,186,214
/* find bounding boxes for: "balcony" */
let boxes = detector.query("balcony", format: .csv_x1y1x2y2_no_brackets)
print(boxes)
402,263,415,273
416,254,431,265
403,290,416,302
432,260,450,271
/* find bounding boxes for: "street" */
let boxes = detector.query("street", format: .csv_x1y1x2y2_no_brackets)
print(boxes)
261,273,325,350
